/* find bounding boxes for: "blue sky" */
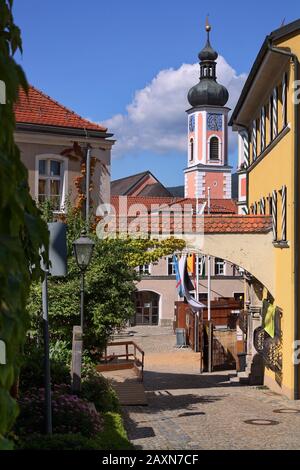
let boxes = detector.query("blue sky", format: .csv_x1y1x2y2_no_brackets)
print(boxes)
14,0,300,187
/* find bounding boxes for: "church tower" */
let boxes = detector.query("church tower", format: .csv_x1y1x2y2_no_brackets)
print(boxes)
184,20,232,199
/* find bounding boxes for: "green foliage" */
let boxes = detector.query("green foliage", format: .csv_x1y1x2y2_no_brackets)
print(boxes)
19,340,71,392
18,433,100,450
124,237,186,267
26,204,185,352
27,239,139,351
96,412,134,450
80,366,119,413
18,412,133,450
0,0,49,448
18,412,133,451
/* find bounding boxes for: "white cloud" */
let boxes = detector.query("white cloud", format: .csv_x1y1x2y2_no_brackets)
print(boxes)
103,57,247,159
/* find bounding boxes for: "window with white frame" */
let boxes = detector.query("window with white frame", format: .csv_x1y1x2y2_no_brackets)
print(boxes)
38,158,65,211
167,256,176,275
138,264,151,276
198,256,206,276
214,258,225,276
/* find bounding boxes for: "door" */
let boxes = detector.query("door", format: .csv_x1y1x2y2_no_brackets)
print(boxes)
134,291,160,325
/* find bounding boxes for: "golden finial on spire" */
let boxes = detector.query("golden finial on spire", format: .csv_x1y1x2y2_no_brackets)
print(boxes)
205,15,211,32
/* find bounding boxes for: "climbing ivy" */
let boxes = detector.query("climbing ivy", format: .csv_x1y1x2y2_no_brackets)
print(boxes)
123,237,186,267
0,0,48,449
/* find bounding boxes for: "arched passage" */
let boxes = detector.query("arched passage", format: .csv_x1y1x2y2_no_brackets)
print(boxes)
151,229,275,296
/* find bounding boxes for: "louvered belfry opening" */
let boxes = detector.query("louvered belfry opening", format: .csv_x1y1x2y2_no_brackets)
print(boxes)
210,137,219,160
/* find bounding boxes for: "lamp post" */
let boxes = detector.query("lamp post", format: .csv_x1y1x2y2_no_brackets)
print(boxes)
73,230,95,331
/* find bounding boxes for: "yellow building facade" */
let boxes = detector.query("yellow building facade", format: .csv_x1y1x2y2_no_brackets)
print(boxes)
230,19,300,399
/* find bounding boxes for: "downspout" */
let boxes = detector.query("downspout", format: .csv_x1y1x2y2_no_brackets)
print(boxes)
267,41,299,399
85,145,91,231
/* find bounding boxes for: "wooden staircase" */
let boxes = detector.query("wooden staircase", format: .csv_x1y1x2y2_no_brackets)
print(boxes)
96,341,147,406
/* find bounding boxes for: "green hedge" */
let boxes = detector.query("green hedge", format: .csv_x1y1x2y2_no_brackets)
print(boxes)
18,412,133,450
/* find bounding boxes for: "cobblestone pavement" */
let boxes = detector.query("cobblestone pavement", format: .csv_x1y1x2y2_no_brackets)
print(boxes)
121,326,300,450
111,325,176,354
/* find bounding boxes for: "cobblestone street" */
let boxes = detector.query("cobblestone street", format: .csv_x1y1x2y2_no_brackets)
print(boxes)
121,327,300,450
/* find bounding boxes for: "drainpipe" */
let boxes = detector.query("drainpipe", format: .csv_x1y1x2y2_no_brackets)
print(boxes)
85,146,91,230
267,41,299,400
207,187,211,215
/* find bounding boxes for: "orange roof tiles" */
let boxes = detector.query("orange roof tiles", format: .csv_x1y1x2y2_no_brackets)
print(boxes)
111,196,238,215
203,215,272,233
111,213,272,235
15,85,107,132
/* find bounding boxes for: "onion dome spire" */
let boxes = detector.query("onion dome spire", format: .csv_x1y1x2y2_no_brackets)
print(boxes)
188,18,229,108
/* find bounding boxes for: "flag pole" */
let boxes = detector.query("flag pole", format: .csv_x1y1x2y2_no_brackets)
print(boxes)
207,187,212,373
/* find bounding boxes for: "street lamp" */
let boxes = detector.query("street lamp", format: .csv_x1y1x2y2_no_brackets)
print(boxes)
73,230,95,330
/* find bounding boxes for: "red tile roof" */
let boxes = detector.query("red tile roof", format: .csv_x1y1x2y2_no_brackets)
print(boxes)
15,85,107,132
111,195,181,213
203,215,272,234
111,196,238,215
168,198,238,214
111,214,272,235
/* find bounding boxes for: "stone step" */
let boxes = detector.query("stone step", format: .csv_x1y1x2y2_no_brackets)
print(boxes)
229,373,249,385
237,371,250,379
229,376,240,383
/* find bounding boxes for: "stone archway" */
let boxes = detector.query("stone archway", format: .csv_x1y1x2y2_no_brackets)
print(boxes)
153,230,275,296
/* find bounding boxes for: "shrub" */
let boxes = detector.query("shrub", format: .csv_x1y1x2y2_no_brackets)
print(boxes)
19,341,71,392
16,386,103,438
18,433,99,450
81,366,119,413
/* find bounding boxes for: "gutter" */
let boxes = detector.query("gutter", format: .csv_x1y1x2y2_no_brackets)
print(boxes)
16,122,113,140
267,41,299,400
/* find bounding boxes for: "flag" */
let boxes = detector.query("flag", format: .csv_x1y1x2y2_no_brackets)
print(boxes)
264,302,276,338
173,254,183,297
178,255,205,311
187,253,196,275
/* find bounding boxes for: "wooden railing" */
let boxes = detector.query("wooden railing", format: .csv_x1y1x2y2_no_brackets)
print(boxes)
103,341,145,382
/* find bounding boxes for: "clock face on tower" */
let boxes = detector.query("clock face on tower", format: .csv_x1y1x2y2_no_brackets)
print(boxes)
189,115,195,132
207,113,222,131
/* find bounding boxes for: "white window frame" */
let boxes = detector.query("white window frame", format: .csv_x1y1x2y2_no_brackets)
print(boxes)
214,258,226,276
198,255,206,276
138,264,151,276
167,256,176,275
35,154,68,212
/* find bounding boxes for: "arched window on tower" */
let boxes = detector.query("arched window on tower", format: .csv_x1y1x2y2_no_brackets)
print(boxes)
209,136,219,161
189,138,194,161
